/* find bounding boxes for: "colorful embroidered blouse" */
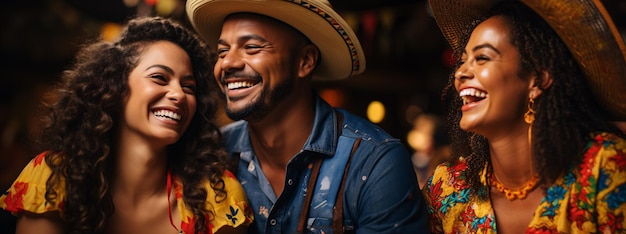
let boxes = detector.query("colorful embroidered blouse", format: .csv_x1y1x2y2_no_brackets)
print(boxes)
0,152,254,234
424,132,626,233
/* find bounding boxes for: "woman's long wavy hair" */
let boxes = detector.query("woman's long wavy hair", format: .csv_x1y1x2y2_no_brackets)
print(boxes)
442,1,623,200
38,16,227,233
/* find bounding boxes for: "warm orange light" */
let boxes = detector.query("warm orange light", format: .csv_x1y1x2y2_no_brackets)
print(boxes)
100,23,122,42
319,88,345,107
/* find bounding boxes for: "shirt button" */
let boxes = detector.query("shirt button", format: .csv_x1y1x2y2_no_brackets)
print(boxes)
270,219,277,226
287,179,293,185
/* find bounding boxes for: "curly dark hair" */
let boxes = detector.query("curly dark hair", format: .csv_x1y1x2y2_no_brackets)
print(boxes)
442,1,624,200
37,16,227,233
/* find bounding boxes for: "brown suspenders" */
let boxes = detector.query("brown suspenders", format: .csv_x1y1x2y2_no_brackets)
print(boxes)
296,112,361,233
228,111,360,233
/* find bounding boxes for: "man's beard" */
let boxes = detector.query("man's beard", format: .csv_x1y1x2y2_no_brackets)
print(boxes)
225,76,295,121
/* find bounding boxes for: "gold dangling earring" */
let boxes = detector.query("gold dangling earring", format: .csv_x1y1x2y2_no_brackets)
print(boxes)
523,97,539,197
524,98,535,145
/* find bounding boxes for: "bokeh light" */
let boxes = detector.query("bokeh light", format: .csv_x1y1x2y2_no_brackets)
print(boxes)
100,22,123,42
367,100,385,123
156,0,177,16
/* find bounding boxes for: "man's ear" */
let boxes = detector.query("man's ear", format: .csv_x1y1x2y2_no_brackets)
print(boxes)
298,44,319,79
529,70,553,99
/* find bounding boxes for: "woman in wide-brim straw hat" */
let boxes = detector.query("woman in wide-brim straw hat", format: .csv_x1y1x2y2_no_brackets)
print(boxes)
423,0,626,233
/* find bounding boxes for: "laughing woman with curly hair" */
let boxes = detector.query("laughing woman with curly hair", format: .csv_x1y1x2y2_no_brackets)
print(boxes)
0,17,253,234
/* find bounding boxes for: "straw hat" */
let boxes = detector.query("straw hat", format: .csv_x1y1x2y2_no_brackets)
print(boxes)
186,0,366,81
429,0,626,120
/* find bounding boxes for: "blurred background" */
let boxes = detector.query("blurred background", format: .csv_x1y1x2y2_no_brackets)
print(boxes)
1,0,625,228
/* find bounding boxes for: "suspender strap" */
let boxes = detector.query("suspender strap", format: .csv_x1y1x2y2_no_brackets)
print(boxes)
297,157,323,232
332,137,361,233
297,112,343,232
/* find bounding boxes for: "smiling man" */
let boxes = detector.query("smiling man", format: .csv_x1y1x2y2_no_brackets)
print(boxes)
186,0,430,233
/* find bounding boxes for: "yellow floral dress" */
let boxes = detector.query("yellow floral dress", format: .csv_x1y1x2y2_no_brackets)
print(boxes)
0,152,254,234
424,132,626,233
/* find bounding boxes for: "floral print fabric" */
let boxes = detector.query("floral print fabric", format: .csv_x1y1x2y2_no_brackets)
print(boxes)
424,132,626,233
0,152,254,234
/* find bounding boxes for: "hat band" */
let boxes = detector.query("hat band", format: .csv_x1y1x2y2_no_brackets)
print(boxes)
287,0,361,74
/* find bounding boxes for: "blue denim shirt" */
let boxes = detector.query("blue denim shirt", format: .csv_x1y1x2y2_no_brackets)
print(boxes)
222,96,429,233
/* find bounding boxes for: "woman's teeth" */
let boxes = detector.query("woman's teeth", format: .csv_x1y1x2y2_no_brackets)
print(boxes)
153,110,181,121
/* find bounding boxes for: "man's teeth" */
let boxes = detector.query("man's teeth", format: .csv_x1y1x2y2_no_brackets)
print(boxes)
227,81,255,90
153,110,181,121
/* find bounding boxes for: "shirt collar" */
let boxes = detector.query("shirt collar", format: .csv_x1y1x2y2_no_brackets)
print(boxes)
300,95,340,157
228,95,341,162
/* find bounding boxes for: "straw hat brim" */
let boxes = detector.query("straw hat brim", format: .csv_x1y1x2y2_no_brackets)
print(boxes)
429,0,626,120
186,0,366,81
